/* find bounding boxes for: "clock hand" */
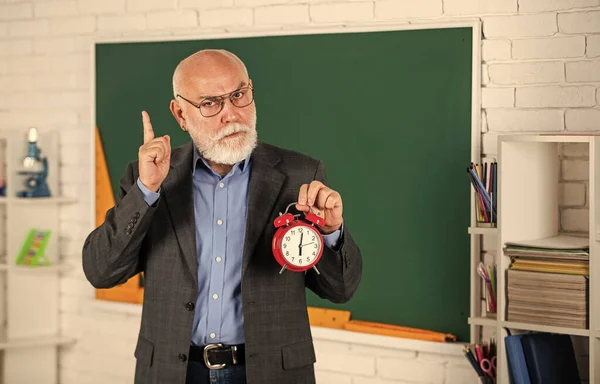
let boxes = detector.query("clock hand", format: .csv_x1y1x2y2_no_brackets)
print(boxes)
299,232,303,256
300,242,315,247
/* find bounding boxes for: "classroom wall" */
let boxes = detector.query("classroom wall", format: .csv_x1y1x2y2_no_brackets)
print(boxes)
1,0,599,383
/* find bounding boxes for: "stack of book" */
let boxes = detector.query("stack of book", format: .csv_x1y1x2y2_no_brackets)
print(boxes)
504,235,589,329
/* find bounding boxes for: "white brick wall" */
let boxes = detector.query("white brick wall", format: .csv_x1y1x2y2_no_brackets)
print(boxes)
0,0,599,383
588,34,600,57
482,87,514,108
444,0,517,16
375,0,442,19
512,36,586,59
566,109,600,131
78,0,126,15
255,5,309,26
8,19,49,37
97,14,146,31
483,14,557,38
34,1,78,18
146,10,198,30
486,109,564,131
0,3,33,21
515,85,597,107
520,0,600,12
482,39,511,61
199,8,253,28
561,182,586,206
559,10,600,33
311,2,374,23
566,60,600,82
180,0,234,9
49,16,96,35
488,61,564,84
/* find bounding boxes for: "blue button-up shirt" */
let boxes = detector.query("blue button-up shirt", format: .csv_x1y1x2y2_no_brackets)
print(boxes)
137,148,341,346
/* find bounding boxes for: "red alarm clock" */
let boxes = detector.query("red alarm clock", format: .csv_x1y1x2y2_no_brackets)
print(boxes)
272,202,325,274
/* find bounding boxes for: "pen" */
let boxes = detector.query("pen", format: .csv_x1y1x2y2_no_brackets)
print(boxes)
463,346,486,380
475,344,483,362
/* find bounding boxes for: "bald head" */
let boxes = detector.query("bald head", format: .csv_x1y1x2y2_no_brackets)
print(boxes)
172,49,249,99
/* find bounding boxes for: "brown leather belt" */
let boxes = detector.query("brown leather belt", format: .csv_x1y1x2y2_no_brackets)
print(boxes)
189,343,245,370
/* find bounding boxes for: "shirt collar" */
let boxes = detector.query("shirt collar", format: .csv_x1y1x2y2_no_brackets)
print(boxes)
192,146,251,177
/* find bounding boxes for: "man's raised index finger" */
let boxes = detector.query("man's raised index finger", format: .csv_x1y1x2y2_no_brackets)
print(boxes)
142,110,154,144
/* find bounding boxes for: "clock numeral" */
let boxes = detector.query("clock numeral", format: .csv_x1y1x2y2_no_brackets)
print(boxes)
286,251,289,256
298,228,303,233
283,243,287,249
306,257,310,262
291,257,295,262
312,251,316,255
314,244,318,249
312,236,315,241
291,230,295,235
285,236,291,241
299,259,303,264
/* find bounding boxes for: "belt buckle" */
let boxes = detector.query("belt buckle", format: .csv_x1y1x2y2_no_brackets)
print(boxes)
203,344,226,370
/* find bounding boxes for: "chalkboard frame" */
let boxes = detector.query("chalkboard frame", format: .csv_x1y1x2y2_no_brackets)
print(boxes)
89,20,483,342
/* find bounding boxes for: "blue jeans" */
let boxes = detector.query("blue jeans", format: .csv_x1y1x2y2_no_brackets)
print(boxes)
186,360,247,384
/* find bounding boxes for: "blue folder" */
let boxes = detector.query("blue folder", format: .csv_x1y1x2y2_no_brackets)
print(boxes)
505,334,531,384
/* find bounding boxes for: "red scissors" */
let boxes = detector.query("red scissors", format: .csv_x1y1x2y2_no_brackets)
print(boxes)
480,355,496,377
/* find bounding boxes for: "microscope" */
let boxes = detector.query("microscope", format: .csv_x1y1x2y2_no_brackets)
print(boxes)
17,127,51,198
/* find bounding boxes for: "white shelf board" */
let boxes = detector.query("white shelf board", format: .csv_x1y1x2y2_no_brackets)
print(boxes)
501,321,590,337
468,226,497,235
0,262,72,273
500,134,593,143
468,316,498,327
0,335,75,350
0,196,76,204
310,326,465,356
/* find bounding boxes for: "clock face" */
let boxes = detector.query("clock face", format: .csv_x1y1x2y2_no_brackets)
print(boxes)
280,225,322,267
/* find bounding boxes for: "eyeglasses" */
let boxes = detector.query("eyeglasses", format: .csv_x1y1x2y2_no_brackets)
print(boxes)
176,86,254,118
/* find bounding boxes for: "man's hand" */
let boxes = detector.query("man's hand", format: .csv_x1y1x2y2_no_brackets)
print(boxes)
296,181,343,234
138,111,171,192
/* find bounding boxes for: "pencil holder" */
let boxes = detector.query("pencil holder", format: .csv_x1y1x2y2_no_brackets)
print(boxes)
484,284,496,314
474,192,496,228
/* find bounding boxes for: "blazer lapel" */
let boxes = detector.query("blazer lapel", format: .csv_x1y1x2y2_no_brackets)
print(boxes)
242,143,285,276
162,141,198,282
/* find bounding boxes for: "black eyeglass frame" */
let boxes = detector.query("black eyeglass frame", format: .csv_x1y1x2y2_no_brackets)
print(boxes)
176,86,255,118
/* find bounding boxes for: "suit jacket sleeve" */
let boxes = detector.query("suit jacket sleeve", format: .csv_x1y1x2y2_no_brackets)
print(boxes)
82,161,157,288
305,160,363,303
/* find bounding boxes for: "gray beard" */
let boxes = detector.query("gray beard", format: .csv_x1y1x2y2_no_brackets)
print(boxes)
190,123,258,165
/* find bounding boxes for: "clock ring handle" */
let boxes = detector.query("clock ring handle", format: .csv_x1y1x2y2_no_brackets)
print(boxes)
282,202,324,228
283,201,319,216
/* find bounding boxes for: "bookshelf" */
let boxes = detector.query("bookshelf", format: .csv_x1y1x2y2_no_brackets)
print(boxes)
484,133,598,384
0,129,76,383
467,150,498,345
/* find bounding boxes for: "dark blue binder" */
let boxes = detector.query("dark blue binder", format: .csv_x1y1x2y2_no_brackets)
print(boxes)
521,333,580,384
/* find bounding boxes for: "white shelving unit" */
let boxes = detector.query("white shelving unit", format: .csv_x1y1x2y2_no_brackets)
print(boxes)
468,133,599,384
467,147,498,345
0,129,76,384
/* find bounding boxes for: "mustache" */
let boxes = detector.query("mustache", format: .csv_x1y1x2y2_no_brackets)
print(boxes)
207,123,252,142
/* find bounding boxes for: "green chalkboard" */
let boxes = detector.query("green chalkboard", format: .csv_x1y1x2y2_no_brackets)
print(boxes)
96,27,473,341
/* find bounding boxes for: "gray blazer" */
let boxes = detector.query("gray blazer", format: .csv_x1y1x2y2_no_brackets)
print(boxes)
82,141,362,384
